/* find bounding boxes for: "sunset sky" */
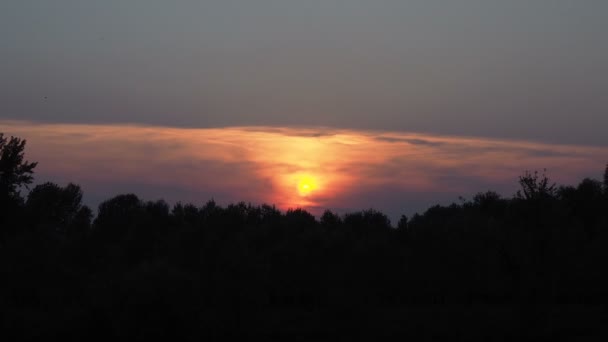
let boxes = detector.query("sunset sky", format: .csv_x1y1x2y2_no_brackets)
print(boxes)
3,120,607,221
2,1,607,220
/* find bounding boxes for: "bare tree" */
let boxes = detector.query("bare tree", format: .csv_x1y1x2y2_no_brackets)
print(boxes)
516,169,556,200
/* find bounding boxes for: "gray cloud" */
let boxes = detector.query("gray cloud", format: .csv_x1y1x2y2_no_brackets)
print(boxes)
1,1,608,146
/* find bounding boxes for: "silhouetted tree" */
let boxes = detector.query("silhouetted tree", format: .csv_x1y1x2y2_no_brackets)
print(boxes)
0,133,37,200
343,209,391,236
472,191,507,218
0,133,38,239
171,202,200,229
94,194,143,241
285,208,316,230
516,169,556,201
71,205,93,237
260,203,282,224
569,178,605,237
397,214,408,230
25,182,91,236
200,199,220,221
320,210,342,229
604,162,608,194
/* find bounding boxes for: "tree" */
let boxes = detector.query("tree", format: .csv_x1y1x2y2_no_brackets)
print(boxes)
0,133,37,201
604,163,608,194
343,209,392,235
397,215,408,230
320,210,342,229
285,208,317,230
1,133,38,234
472,191,506,218
516,169,556,201
93,194,143,241
25,182,92,236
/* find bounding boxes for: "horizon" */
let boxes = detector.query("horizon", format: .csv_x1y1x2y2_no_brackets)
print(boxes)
3,120,607,223
3,2,608,338
2,1,608,220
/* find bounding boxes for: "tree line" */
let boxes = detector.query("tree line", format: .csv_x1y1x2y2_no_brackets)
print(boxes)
1,133,608,340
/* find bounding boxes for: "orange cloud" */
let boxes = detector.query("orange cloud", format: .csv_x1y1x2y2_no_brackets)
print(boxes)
2,120,606,219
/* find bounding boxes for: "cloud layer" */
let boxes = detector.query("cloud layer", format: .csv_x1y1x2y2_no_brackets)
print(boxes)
2,121,607,221
2,1,608,145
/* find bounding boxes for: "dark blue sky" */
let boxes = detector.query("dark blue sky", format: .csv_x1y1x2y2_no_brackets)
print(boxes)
2,0,608,145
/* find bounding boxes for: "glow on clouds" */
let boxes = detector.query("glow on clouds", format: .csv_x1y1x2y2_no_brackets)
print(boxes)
2,121,606,219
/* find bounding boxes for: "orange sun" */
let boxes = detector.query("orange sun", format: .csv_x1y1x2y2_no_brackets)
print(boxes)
297,175,318,197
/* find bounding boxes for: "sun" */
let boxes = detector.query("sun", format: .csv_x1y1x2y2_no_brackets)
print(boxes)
297,175,318,196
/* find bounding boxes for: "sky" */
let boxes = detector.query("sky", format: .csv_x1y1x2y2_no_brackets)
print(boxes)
1,1,608,145
2,2,608,220
3,120,607,222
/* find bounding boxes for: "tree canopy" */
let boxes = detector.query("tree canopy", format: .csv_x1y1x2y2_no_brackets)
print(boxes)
0,133,37,197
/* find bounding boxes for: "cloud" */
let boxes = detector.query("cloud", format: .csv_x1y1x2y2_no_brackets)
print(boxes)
2,120,606,220
373,136,446,147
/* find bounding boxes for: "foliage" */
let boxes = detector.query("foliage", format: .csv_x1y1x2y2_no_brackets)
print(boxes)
25,182,92,236
0,133,37,200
